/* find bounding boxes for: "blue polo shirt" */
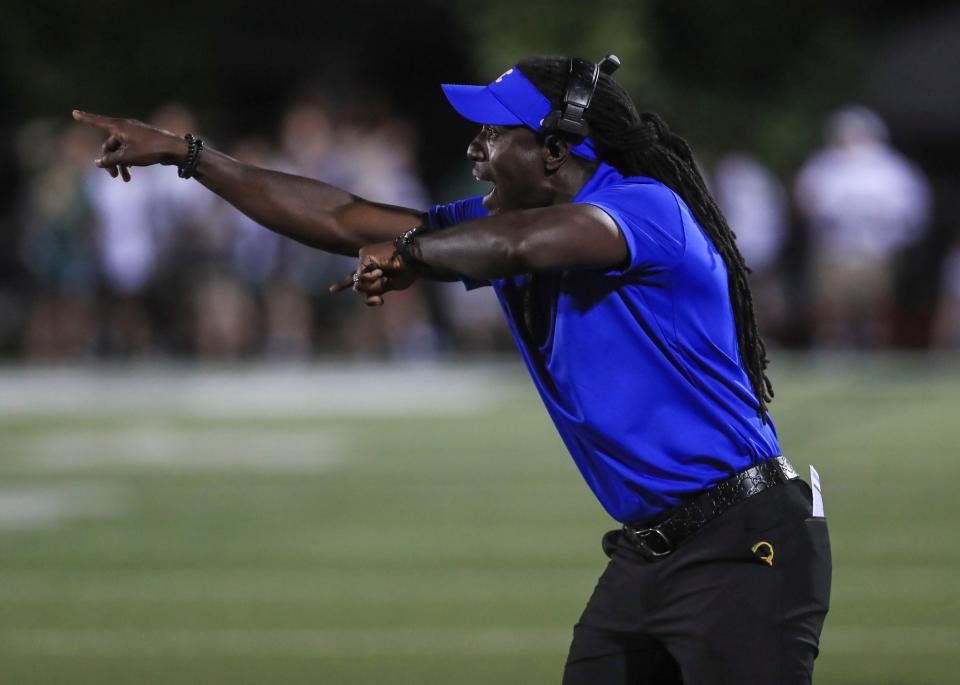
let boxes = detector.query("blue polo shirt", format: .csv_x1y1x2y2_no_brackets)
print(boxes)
427,163,781,524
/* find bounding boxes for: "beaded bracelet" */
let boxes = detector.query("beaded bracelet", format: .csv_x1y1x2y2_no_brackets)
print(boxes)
178,133,204,179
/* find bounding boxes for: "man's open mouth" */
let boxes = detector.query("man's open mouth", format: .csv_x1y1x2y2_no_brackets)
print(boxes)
473,167,496,201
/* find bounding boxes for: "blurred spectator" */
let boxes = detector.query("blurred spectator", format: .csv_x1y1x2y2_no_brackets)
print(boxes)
272,96,359,355
438,281,509,353
348,120,431,210
87,151,157,296
142,104,221,263
222,138,287,288
18,121,100,359
932,245,960,348
795,106,931,347
263,280,314,359
190,274,259,359
273,95,441,359
713,153,789,340
338,118,441,359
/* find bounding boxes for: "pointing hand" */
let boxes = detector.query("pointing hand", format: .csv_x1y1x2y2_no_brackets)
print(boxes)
329,241,422,306
71,110,188,182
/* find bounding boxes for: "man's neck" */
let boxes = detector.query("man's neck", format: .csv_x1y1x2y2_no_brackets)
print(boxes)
549,160,599,205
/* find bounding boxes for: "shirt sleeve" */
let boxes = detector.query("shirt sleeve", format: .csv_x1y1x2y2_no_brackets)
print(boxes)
426,196,491,290
576,181,686,277
426,196,488,230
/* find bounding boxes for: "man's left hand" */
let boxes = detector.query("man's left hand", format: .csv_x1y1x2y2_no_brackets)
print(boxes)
329,241,421,306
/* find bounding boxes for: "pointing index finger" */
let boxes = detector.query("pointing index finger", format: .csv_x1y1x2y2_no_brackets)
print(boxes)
328,262,381,295
72,110,116,132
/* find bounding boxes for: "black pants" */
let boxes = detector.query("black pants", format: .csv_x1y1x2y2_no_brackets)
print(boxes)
563,479,831,685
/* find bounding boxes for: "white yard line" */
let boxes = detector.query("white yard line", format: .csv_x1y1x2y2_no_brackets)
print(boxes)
0,585,582,603
2,564,955,602
0,482,129,530
1,627,569,656
0,362,520,419
821,626,960,655
0,571,955,602
0,567,592,602
1,626,957,657
8,426,344,472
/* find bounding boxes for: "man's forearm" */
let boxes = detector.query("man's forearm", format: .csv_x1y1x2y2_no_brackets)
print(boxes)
411,212,529,279
192,148,421,257
409,204,625,279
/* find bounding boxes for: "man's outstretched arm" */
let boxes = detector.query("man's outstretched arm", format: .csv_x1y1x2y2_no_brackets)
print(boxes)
72,110,421,257
333,203,628,306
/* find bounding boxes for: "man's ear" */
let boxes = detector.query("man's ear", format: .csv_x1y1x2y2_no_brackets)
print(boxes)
543,134,570,173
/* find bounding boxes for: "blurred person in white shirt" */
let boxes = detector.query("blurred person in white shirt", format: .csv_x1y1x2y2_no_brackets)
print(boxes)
714,153,789,341
142,104,221,263
86,103,220,355
795,106,931,347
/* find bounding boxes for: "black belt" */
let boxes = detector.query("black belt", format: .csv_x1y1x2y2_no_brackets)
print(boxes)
622,456,799,560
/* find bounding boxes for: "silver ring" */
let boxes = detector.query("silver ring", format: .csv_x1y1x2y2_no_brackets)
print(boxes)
352,272,360,285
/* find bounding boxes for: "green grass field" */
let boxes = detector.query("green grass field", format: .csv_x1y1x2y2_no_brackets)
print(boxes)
1,357,958,684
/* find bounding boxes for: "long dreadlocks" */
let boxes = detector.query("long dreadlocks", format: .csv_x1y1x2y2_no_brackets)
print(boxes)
517,56,774,417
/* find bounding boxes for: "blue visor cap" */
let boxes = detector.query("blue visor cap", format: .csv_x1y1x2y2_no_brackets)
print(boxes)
441,67,598,161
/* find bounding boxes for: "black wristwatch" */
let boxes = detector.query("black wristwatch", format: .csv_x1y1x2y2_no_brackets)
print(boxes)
394,226,425,266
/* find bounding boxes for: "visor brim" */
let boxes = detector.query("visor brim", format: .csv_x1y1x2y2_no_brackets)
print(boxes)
441,84,524,126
